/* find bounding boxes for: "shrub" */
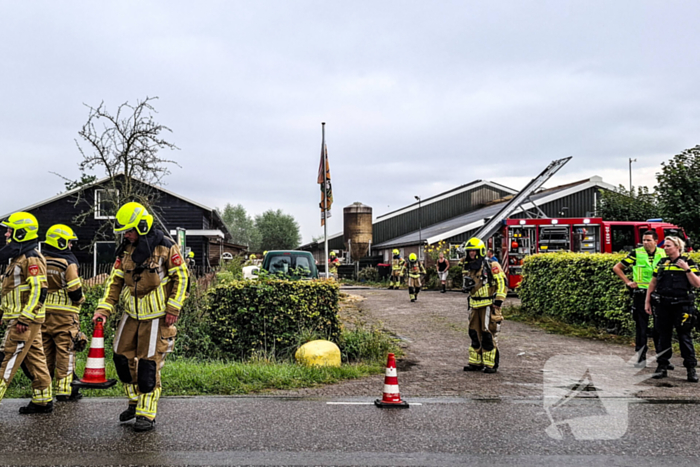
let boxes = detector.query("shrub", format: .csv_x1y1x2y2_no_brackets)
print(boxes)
357,266,379,283
206,277,341,360
518,251,700,335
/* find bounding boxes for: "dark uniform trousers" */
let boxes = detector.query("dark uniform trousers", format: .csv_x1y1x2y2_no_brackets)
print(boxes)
631,289,659,360
655,301,697,369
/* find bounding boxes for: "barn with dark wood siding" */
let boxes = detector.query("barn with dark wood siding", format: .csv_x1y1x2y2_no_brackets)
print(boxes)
0,174,241,276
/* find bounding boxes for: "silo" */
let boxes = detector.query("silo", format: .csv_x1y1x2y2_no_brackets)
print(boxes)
343,202,373,261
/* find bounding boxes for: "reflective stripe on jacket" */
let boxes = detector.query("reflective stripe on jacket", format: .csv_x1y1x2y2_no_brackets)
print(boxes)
45,255,83,313
0,252,48,323
469,260,506,308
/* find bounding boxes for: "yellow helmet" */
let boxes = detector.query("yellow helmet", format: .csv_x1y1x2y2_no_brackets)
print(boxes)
330,251,336,257
188,251,195,258
249,254,256,260
392,249,400,255
1,212,39,243
114,202,153,235
464,237,486,258
263,251,268,256
46,224,78,250
409,253,417,261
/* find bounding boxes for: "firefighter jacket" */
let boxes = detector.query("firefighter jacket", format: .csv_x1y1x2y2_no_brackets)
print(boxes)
97,233,189,320
464,259,506,308
620,247,666,289
0,248,48,325
44,247,84,314
401,260,426,278
391,256,405,272
653,256,700,300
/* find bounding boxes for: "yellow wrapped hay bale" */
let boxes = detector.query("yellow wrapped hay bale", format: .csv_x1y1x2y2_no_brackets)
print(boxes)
295,340,341,367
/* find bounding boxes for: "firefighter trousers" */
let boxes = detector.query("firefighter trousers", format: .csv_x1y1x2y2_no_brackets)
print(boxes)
113,314,176,420
0,320,52,405
390,271,402,286
42,311,80,396
467,306,501,369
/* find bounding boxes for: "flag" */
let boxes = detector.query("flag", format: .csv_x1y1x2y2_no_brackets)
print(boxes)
318,143,333,226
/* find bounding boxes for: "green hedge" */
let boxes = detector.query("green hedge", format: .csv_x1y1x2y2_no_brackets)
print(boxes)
207,277,341,360
518,251,700,335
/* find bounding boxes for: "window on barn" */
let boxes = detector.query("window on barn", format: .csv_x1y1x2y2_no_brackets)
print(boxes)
94,189,119,219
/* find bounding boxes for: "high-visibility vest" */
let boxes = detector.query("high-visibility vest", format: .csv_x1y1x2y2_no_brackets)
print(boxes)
633,247,665,289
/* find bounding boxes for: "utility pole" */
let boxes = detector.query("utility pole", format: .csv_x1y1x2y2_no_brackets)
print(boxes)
415,195,422,260
629,158,637,195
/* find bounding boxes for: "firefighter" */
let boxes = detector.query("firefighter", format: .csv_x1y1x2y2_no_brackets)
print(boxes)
388,249,405,290
0,212,53,413
42,224,87,402
328,251,340,280
645,236,700,382
461,237,506,374
612,229,667,368
93,202,188,432
244,254,256,267
401,253,426,302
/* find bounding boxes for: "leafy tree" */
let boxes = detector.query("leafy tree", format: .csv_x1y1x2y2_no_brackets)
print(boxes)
656,145,700,240
597,185,659,222
218,203,261,251
255,209,301,251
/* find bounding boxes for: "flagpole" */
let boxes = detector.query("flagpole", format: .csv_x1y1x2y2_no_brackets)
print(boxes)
322,122,329,279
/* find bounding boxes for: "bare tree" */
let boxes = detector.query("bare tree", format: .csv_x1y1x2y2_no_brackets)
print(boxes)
71,97,179,247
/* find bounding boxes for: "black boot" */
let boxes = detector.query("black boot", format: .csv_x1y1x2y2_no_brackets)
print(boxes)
133,415,156,432
441,284,446,293
668,363,675,371
483,367,498,374
19,401,53,414
652,365,668,379
119,404,137,422
57,386,83,402
688,368,699,383
463,365,484,371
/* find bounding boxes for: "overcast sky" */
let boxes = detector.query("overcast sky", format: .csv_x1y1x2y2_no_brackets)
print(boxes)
2,1,700,243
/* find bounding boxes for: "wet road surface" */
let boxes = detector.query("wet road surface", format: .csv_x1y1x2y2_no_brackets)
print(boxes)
1,395,699,466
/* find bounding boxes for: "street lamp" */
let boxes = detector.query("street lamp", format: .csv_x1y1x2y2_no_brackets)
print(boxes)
629,158,637,194
415,196,422,260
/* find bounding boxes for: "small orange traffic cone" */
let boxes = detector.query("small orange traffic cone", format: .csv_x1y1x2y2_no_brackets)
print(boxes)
374,353,409,408
72,319,117,389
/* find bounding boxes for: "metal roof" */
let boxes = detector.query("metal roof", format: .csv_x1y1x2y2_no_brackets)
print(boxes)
373,177,614,248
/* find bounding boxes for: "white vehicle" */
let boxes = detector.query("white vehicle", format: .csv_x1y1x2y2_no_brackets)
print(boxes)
242,265,259,280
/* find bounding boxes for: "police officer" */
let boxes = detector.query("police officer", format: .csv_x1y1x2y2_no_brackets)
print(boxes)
328,251,340,280
612,230,667,368
388,249,405,290
401,253,426,302
461,238,506,374
0,212,54,413
42,224,86,401
93,202,189,431
645,236,700,382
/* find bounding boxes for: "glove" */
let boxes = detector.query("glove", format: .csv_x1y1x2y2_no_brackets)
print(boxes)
73,331,89,353
493,300,504,308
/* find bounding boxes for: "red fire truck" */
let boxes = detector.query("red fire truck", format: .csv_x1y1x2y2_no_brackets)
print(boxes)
497,218,691,290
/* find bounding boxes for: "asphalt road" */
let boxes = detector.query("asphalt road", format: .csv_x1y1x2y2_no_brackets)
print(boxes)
1,395,699,466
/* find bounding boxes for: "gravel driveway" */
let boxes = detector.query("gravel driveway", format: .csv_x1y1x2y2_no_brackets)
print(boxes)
277,287,700,399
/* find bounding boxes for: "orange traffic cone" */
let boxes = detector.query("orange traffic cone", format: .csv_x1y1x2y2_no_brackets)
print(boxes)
72,319,117,389
374,353,409,408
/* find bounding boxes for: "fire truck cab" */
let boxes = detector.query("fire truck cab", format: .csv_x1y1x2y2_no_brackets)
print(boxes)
498,218,691,290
